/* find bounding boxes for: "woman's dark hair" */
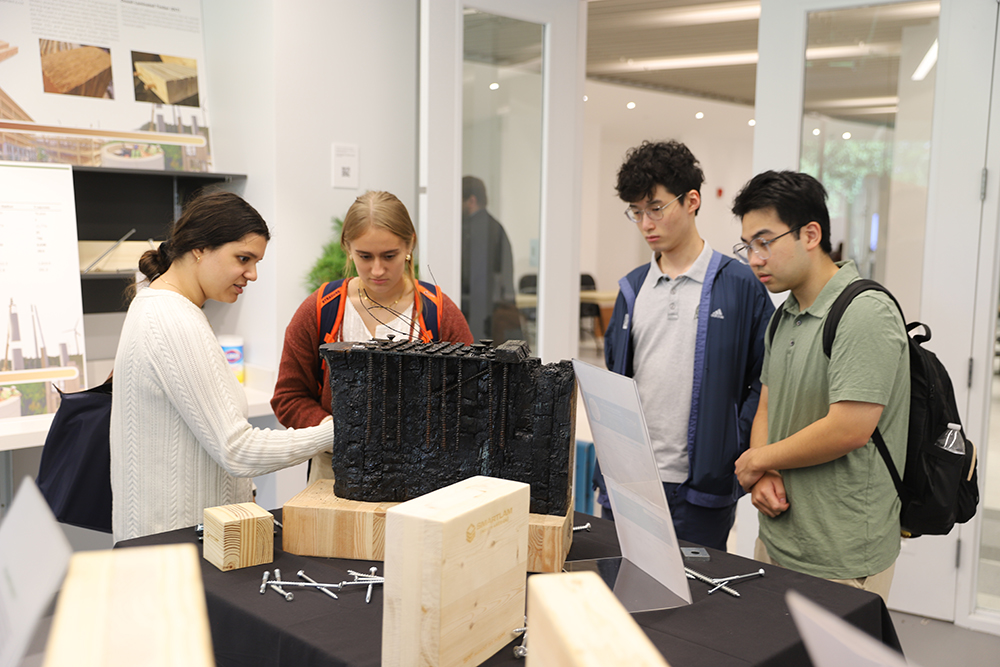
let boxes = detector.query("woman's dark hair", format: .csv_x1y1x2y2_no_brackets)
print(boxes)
137,190,270,282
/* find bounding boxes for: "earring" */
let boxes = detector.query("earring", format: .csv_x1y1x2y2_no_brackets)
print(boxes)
405,254,411,262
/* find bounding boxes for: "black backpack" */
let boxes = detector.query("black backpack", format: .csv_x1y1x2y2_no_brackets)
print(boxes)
768,279,979,537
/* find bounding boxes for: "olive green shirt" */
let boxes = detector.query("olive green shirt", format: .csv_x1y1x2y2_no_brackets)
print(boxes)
759,261,909,579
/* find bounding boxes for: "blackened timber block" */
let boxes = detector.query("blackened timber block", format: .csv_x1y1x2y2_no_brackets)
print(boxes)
320,339,575,516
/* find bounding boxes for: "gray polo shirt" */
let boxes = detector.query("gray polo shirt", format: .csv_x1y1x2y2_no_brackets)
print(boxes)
631,242,712,483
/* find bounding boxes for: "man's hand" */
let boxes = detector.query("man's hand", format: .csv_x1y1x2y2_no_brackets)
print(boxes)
735,447,765,491
750,471,789,518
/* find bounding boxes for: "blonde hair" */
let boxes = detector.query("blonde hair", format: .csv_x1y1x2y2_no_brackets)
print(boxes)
341,190,421,321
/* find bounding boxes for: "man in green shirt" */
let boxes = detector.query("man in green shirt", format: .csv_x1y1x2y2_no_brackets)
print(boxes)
730,171,909,602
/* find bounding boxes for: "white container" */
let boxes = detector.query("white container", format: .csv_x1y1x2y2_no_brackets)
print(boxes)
217,335,244,384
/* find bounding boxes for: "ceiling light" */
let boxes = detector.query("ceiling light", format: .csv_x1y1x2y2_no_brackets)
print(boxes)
695,112,704,119
812,128,821,136
583,95,588,102
748,119,756,126
489,82,499,90
595,1,760,30
911,39,938,81
842,132,852,140
627,102,636,109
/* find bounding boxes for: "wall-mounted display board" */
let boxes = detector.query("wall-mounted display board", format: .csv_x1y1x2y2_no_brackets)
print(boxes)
0,161,85,419
0,0,213,172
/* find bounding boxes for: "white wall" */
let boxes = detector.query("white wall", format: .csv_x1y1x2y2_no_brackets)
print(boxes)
580,79,756,296
202,0,419,372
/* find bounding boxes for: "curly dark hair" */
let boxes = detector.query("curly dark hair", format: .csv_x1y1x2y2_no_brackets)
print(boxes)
731,170,832,255
616,140,704,214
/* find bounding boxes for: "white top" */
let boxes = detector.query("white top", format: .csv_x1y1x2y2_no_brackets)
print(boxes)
110,287,334,542
341,292,416,341
631,242,712,483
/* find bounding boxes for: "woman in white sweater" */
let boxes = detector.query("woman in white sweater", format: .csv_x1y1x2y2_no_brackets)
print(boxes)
111,191,334,542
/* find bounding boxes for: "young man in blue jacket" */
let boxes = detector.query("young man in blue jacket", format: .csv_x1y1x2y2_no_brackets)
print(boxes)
595,140,774,550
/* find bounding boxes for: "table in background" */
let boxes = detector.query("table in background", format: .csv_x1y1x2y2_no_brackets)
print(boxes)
119,512,901,667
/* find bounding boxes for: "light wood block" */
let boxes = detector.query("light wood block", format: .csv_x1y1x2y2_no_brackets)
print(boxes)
203,502,273,571
43,543,214,667
283,479,395,561
41,46,111,96
283,479,572,571
135,61,198,104
382,476,530,667
526,571,670,667
527,509,573,573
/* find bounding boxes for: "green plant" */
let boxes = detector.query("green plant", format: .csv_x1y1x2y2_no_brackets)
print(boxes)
305,216,355,292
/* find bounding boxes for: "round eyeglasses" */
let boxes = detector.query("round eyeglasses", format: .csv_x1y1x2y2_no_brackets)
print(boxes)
624,192,683,224
732,229,796,261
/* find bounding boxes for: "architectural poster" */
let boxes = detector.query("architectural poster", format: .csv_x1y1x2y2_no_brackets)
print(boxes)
0,161,85,418
0,0,212,172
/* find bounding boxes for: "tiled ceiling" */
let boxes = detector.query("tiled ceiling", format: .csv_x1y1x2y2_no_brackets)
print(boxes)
586,0,941,124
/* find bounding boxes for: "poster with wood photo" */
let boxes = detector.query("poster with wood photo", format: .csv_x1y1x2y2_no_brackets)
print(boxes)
0,0,212,172
0,161,86,419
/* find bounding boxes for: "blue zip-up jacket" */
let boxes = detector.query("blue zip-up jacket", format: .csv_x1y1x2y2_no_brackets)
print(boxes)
596,251,774,509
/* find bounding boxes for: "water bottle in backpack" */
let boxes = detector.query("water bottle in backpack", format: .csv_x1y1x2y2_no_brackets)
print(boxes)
936,423,965,456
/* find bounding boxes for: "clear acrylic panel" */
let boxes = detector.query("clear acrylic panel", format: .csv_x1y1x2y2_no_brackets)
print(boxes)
462,10,543,350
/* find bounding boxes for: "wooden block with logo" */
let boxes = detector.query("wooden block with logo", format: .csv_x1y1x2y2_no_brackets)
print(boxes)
382,475,530,667
203,501,273,571
43,543,214,667
527,571,670,667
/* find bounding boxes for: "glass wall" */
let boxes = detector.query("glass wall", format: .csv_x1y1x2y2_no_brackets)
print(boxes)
462,10,543,349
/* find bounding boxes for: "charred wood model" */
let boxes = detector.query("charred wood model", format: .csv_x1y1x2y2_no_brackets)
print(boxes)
320,339,575,516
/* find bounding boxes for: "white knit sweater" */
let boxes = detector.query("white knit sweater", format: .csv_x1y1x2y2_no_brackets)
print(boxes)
111,288,334,542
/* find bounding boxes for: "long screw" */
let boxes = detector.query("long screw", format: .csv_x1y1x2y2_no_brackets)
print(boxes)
366,566,378,603
298,570,338,600
684,567,740,598
572,523,592,532
707,569,764,595
265,580,341,590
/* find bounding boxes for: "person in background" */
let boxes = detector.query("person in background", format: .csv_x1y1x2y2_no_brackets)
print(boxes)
272,190,473,481
111,190,334,543
461,176,523,344
732,171,908,602
597,140,774,551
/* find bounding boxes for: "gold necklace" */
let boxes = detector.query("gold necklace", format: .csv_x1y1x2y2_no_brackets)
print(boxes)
157,277,188,299
360,283,407,309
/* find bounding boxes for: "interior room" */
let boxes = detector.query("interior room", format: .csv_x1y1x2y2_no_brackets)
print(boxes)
3,1,1000,665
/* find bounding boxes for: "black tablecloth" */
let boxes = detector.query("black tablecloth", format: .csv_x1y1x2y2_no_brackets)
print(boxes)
118,512,901,666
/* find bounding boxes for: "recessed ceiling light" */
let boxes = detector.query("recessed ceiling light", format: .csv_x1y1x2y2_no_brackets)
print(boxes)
627,102,636,109
695,112,704,119
812,128,821,136
748,119,756,127
489,82,499,90
842,132,852,140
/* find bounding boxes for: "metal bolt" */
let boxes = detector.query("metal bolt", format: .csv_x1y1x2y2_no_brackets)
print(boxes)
685,567,740,598
265,580,341,590
298,570,338,600
259,570,270,595
707,569,764,595
366,566,378,604
572,522,592,532
269,568,294,601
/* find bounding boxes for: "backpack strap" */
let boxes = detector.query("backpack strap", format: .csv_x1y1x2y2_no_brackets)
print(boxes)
414,280,443,343
317,279,349,344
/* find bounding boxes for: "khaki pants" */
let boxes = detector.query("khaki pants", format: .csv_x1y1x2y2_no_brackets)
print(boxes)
755,537,895,604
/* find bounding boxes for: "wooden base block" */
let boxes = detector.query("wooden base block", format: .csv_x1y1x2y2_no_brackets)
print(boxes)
283,479,572,571
43,543,214,667
203,502,273,571
382,476,530,667
527,571,670,667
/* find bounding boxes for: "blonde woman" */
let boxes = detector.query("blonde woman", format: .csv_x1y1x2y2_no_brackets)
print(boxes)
271,191,473,480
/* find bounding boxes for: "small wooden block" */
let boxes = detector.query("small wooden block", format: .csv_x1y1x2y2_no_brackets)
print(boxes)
43,543,214,667
527,509,573,573
203,502,273,571
382,475,530,667
527,571,670,667
134,60,198,103
283,480,572,571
